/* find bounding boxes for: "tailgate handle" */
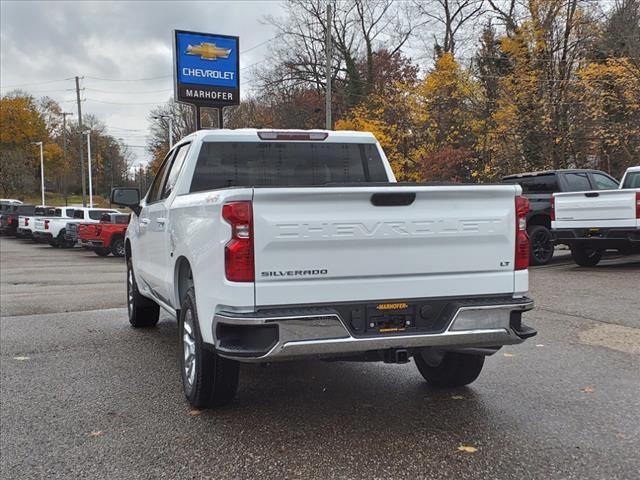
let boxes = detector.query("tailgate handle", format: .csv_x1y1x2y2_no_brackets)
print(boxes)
584,192,599,197
370,192,416,207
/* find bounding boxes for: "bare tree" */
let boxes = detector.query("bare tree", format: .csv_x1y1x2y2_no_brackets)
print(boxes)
413,0,485,56
259,0,420,108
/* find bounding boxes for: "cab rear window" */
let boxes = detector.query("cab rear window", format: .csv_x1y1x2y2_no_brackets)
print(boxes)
189,141,389,193
502,174,559,193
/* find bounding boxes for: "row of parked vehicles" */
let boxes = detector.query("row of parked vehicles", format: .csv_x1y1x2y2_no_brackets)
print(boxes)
503,165,640,266
0,202,129,257
1,127,638,410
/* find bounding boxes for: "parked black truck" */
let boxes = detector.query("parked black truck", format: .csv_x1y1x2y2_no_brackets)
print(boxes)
501,169,619,265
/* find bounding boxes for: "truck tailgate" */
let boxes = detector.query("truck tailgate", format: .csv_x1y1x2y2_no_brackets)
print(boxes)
252,185,519,306
553,190,640,229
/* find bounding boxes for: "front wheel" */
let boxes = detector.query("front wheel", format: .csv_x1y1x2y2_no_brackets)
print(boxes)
180,287,239,408
571,245,602,267
414,350,485,387
127,258,159,328
528,225,554,266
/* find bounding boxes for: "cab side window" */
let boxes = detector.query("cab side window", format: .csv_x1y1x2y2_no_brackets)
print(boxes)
564,172,592,191
146,150,175,204
161,143,191,199
591,173,619,190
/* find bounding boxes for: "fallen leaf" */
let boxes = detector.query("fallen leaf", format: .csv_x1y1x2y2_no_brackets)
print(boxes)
580,386,595,393
13,356,30,361
615,432,626,439
189,409,202,416
450,395,465,400
87,431,103,437
503,352,514,357
457,445,478,453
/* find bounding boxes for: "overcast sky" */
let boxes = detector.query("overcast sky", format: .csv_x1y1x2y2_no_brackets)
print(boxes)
0,0,284,166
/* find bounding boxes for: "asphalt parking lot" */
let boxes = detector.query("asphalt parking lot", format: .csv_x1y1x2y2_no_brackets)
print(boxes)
1,236,639,479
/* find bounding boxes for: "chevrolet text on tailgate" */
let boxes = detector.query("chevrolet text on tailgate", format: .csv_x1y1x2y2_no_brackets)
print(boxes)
111,129,536,408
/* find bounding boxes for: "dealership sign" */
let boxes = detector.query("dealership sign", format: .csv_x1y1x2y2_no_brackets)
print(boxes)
173,30,239,108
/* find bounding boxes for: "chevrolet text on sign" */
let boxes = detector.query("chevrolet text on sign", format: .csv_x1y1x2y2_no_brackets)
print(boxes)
174,30,240,108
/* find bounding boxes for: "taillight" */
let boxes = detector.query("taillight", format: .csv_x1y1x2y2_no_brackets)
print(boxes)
7,217,13,225
636,192,640,219
44,219,50,230
550,195,555,222
222,201,254,282
515,196,530,270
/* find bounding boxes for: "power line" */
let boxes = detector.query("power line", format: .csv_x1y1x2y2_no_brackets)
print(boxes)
0,78,71,88
84,87,173,95
84,98,169,106
84,74,172,82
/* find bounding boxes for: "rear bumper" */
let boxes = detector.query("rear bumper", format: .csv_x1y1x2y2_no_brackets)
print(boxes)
213,297,535,362
81,239,104,250
554,228,640,249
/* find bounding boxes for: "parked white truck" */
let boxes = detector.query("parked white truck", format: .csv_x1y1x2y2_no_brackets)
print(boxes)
34,206,118,247
111,129,536,408
552,166,640,266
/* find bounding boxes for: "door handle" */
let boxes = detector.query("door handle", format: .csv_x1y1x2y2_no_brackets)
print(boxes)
156,217,166,225
140,218,150,226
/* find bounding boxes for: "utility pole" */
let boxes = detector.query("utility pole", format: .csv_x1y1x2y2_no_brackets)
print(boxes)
325,3,332,130
153,115,174,148
60,112,73,203
30,142,45,205
75,76,87,207
83,130,93,208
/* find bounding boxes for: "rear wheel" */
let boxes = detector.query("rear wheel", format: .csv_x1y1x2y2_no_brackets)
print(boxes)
180,287,239,408
111,237,125,257
571,245,602,267
94,248,110,257
414,350,485,387
127,258,160,327
528,224,554,266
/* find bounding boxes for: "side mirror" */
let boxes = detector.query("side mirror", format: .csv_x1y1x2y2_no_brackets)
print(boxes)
111,188,141,216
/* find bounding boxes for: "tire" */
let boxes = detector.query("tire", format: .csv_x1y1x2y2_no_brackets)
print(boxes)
571,245,602,267
57,230,70,249
49,241,60,248
528,224,554,266
414,350,485,388
111,237,125,257
126,258,160,328
180,287,239,408
94,248,110,257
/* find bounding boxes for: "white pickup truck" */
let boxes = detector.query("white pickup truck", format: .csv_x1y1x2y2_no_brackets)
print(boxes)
552,166,640,266
111,129,536,408
34,206,118,247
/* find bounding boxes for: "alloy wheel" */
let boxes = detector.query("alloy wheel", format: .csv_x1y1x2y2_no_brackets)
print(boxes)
182,309,197,392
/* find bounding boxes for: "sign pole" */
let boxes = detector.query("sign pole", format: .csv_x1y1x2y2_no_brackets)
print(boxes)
195,106,201,130
218,108,224,129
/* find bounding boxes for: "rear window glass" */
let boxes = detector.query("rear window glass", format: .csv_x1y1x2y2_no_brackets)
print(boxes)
35,207,48,216
190,142,389,193
115,215,130,224
502,174,559,193
89,210,113,220
622,172,640,189
17,205,36,214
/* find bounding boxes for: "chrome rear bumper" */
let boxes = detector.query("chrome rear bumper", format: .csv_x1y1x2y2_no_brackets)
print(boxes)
213,298,534,362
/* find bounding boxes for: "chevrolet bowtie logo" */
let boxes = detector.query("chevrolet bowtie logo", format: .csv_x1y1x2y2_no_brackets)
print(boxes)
186,42,231,61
